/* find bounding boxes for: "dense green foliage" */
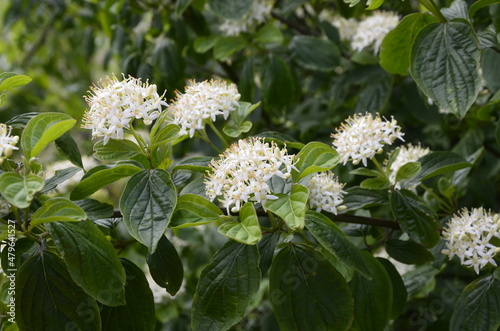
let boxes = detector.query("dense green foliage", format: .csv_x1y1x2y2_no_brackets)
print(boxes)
1,0,500,330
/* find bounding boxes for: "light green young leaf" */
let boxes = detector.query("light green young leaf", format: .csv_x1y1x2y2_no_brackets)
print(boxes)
255,23,284,44
31,198,86,227
292,142,340,181
0,72,32,92
410,22,481,118
120,169,177,252
192,241,261,330
270,244,354,331
70,164,142,200
46,220,126,306
264,184,309,231
218,202,262,245
213,36,247,61
395,161,421,183
0,173,44,208
170,194,223,228
21,112,76,159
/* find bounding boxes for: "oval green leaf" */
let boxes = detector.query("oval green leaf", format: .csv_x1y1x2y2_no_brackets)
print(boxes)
70,164,142,200
218,202,262,245
0,173,44,208
21,112,76,158
292,142,340,181
16,251,101,330
46,220,126,306
120,169,177,252
31,198,87,227
410,22,481,118
270,244,354,331
289,36,340,71
170,194,223,228
192,240,261,330
264,184,309,231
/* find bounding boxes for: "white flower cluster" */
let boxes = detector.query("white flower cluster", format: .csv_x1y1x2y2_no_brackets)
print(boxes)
219,0,273,36
388,143,430,189
205,138,296,213
442,208,500,274
306,172,346,215
332,113,404,167
82,75,167,144
327,15,359,41
0,123,19,164
351,11,399,54
168,79,241,138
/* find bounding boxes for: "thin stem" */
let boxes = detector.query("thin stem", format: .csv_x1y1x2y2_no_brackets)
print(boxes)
371,157,389,180
418,0,447,22
420,183,454,213
207,121,230,149
128,123,149,154
197,129,223,154
268,211,278,231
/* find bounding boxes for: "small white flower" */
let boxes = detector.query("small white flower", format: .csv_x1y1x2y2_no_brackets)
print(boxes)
387,143,430,189
168,79,241,138
331,16,359,41
82,75,167,144
442,208,500,274
306,172,346,215
205,138,296,213
0,123,19,163
351,11,399,54
219,0,274,36
331,113,404,167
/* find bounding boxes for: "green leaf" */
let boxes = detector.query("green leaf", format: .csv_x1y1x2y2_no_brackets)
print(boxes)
151,124,181,147
5,112,39,128
482,48,500,93
441,0,469,20
223,102,259,138
360,177,391,190
218,202,262,245
262,56,294,112
404,151,471,187
0,93,6,106
100,258,156,331
478,27,499,49
342,187,388,212
175,0,192,15
255,23,284,44
395,161,421,183
193,36,220,53
16,251,101,330
42,166,81,193
305,210,371,278
21,112,76,159
31,198,87,227
270,244,353,331
70,164,142,200
0,73,32,92
354,72,393,114
213,36,247,61
46,220,126,306
349,252,393,331
172,156,212,174
147,235,184,296
93,139,147,163
366,0,384,10
349,168,380,177
192,241,261,331
385,238,435,264
120,169,177,252
170,194,223,228
0,237,38,272
0,173,44,208
264,184,309,231
410,22,481,118
450,275,500,331
376,257,408,319
74,199,115,221
403,264,440,297
469,0,500,17
390,190,440,247
55,132,84,168
258,232,281,275
208,0,254,19
292,142,340,181
289,36,341,71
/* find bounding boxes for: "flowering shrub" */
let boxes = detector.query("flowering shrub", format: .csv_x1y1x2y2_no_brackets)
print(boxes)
0,0,500,330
